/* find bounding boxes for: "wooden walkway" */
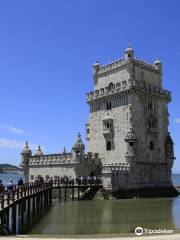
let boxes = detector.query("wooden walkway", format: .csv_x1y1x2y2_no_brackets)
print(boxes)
0,181,102,211
0,181,102,235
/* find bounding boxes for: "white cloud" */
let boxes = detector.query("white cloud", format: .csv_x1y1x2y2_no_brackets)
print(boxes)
175,118,180,124
0,138,38,150
0,124,34,135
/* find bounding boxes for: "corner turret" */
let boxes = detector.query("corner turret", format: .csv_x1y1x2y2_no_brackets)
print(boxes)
35,145,43,156
72,133,85,161
154,59,162,73
93,61,101,86
20,141,32,182
124,45,134,61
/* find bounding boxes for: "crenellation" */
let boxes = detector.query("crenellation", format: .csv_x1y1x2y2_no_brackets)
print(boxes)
86,79,171,103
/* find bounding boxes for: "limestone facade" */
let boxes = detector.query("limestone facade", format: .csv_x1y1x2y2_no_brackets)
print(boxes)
86,47,175,190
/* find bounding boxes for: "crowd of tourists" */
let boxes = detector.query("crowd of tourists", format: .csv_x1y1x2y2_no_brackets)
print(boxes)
0,177,24,194
34,175,102,185
0,175,102,195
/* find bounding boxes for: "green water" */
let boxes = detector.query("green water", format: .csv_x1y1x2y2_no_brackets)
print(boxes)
29,196,180,235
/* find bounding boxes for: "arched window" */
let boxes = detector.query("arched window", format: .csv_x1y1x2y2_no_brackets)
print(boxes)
106,141,112,151
150,141,154,151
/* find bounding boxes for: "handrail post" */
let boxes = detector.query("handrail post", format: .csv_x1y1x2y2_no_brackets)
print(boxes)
1,194,4,209
7,192,10,205
17,188,19,199
12,190,15,202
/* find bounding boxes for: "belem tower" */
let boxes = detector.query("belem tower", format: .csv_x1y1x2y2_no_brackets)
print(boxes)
21,46,177,195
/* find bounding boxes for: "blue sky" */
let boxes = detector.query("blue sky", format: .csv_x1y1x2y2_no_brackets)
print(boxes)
0,0,180,172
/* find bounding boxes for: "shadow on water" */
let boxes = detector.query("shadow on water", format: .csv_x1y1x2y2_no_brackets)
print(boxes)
22,203,53,234
28,196,180,236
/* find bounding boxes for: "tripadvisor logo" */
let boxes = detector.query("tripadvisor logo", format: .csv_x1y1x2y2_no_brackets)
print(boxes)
135,227,173,235
135,227,143,236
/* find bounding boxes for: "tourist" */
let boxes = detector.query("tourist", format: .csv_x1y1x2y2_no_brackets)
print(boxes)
18,177,24,187
8,179,14,191
0,179,4,194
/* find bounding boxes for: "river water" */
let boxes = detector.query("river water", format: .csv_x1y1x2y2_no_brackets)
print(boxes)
1,173,180,235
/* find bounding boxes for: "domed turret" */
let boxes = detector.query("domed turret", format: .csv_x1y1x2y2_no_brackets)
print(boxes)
93,61,101,86
21,141,32,183
73,133,85,149
93,61,100,71
154,58,162,72
125,128,137,162
22,141,32,155
72,133,85,161
35,145,43,156
124,45,134,60
124,128,137,142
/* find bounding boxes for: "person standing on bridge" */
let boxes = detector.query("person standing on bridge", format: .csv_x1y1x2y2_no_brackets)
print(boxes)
0,179,4,194
18,177,24,187
8,179,14,191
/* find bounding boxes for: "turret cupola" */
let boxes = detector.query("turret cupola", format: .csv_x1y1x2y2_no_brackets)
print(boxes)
154,58,162,73
21,141,32,183
22,141,32,155
124,45,134,60
35,145,43,156
125,127,137,142
73,133,85,149
72,133,85,161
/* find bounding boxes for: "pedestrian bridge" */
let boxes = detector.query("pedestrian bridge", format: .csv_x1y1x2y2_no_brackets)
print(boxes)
0,181,103,235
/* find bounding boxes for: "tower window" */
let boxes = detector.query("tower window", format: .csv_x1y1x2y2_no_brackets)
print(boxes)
106,101,111,110
148,102,153,111
106,141,112,151
129,142,134,147
150,141,154,151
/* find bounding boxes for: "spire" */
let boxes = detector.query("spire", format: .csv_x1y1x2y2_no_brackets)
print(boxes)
63,146,66,154
35,144,43,156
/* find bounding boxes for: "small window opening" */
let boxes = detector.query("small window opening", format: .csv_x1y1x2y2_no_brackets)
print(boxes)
106,101,111,110
129,142,134,147
128,54,131,57
106,141,112,151
150,141,154,151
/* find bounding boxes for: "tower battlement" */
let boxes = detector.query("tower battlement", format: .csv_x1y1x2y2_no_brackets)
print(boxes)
97,57,160,75
86,79,171,103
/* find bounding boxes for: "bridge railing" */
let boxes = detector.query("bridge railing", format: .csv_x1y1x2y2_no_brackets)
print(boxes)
0,179,103,210
0,182,52,211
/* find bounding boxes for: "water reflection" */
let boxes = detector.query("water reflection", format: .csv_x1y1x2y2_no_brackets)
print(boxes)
29,197,180,235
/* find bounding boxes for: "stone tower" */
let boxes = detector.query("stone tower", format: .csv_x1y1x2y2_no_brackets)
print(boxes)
86,47,175,191
20,141,32,183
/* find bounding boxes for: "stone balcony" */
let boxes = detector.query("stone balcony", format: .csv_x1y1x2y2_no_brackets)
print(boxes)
103,128,114,138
